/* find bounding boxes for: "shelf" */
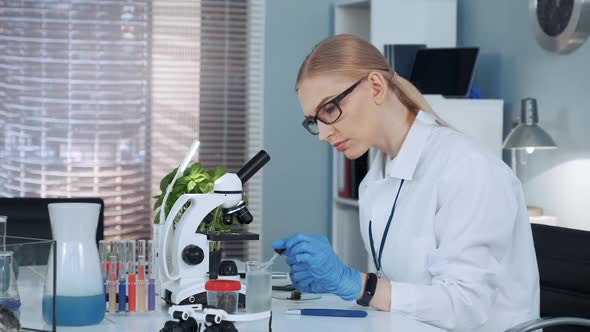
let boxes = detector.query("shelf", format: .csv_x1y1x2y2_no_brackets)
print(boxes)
334,197,359,208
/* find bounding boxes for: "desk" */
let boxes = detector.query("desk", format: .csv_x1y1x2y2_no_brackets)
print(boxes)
18,267,443,332
56,296,444,332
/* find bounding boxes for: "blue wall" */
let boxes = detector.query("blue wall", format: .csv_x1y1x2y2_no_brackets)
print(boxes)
263,0,335,271
458,0,590,230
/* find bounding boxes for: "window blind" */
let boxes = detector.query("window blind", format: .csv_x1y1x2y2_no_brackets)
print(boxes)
0,0,265,259
151,0,265,261
0,0,151,240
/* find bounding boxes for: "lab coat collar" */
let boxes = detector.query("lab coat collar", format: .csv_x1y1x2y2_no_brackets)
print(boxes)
385,111,437,181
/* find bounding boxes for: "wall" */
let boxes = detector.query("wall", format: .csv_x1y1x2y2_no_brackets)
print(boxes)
458,0,590,230
263,0,335,270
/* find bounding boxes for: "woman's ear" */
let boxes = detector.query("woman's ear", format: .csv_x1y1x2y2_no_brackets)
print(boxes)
367,72,388,105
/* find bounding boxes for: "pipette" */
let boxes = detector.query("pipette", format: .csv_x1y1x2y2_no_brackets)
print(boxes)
262,248,286,268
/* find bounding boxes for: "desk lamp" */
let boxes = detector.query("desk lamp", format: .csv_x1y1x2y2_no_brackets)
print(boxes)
503,97,557,217
504,98,557,170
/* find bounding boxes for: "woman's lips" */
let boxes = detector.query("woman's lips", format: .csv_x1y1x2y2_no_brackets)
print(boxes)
333,139,349,152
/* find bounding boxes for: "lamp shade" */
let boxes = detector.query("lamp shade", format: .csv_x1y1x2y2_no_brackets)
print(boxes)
503,98,557,150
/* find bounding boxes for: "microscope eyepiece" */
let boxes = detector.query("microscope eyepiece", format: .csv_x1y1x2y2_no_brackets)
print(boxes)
236,150,270,184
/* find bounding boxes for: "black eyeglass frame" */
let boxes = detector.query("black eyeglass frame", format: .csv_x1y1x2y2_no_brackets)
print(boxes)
301,76,368,135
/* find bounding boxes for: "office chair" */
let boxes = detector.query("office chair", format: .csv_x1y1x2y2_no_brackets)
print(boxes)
506,224,590,332
0,197,105,265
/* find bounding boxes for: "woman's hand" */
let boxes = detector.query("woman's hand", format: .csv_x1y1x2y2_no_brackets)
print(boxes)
272,233,362,301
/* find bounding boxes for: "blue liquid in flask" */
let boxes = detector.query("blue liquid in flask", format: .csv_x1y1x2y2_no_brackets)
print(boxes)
42,294,105,326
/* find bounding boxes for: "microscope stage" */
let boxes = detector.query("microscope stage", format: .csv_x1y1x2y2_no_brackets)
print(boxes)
206,231,259,241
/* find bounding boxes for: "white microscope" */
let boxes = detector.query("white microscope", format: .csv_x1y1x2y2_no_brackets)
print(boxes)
157,141,271,331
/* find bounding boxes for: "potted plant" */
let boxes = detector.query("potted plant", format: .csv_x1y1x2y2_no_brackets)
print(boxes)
153,162,242,258
153,162,231,231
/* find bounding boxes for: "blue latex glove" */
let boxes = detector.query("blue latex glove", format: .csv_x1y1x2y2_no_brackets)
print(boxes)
287,262,327,294
272,233,362,301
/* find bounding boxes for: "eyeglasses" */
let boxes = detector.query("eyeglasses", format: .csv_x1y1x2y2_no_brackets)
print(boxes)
302,76,367,135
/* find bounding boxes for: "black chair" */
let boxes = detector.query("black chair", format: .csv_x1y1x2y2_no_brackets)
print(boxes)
0,197,104,265
507,224,590,332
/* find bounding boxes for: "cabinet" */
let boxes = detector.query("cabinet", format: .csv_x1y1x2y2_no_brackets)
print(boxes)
331,0,504,272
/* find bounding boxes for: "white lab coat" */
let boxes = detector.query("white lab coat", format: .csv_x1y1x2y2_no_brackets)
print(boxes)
358,111,540,332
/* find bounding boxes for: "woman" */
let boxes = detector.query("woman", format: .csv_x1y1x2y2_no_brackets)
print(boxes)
272,34,539,331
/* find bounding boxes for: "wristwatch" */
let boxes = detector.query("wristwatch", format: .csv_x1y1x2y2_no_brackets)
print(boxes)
356,273,378,307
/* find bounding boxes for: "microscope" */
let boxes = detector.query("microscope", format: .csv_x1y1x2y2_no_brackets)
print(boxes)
158,141,271,331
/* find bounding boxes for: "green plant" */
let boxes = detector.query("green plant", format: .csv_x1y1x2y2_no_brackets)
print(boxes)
153,162,234,233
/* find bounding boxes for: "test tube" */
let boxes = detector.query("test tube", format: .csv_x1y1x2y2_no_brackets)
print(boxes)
99,240,107,297
113,241,123,274
108,254,118,313
137,240,147,312
147,240,156,311
127,240,137,312
117,241,127,312
105,241,113,279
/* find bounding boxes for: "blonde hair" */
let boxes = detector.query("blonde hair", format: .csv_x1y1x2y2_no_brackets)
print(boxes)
295,34,447,126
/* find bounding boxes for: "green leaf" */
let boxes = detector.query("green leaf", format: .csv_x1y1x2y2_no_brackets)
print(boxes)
198,182,209,193
187,180,196,192
191,173,209,182
153,195,164,210
165,192,181,216
212,166,226,181
176,176,190,187
159,168,177,192
188,163,203,176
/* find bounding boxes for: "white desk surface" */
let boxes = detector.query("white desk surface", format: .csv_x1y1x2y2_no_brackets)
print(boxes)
19,267,443,332
52,296,444,332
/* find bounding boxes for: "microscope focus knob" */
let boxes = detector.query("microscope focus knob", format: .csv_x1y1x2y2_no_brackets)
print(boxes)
182,245,205,265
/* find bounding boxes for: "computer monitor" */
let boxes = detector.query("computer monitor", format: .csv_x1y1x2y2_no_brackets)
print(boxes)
409,47,479,97
383,44,426,80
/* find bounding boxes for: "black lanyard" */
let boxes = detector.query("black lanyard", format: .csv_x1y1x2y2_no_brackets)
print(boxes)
369,179,404,276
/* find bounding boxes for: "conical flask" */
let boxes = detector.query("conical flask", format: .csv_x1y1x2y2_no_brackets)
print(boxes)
0,251,21,311
42,203,105,326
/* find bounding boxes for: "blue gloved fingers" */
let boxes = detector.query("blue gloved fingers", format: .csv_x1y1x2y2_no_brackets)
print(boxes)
271,238,287,250
290,269,312,282
283,233,312,251
286,253,312,266
285,254,298,267
287,241,312,257
293,276,314,293
289,263,309,273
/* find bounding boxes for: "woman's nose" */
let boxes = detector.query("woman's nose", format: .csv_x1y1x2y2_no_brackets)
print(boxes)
317,121,334,141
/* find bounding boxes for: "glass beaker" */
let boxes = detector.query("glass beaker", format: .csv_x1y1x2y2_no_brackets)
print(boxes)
42,203,105,326
245,261,272,313
0,251,21,311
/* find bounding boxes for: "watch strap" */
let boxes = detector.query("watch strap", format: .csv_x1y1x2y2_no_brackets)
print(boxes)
356,272,377,307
